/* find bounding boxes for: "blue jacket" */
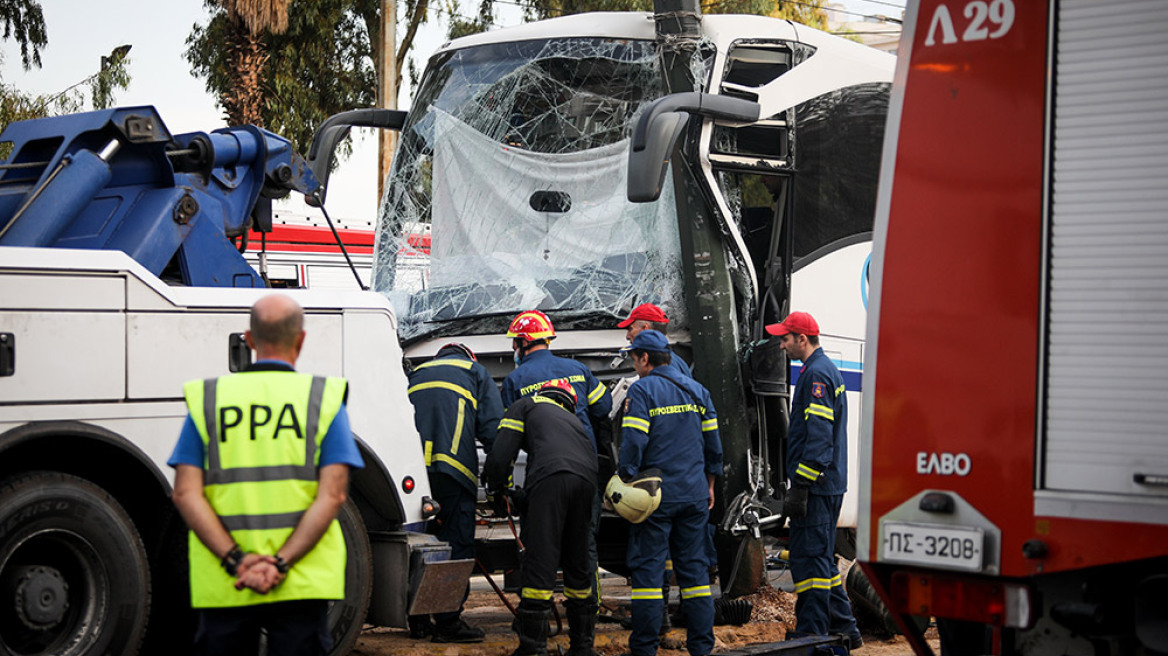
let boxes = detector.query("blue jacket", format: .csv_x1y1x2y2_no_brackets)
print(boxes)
408,352,504,492
501,349,612,450
787,347,847,496
619,363,722,503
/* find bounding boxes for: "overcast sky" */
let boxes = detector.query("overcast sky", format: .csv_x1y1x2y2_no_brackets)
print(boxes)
1,0,897,225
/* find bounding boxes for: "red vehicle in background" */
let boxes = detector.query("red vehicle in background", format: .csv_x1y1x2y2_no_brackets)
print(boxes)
242,212,430,290
858,0,1168,654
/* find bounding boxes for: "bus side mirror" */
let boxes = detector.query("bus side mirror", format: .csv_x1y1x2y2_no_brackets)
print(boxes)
627,92,762,203
305,109,409,208
628,112,688,203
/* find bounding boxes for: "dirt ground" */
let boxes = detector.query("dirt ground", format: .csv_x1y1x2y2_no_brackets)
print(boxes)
351,575,940,656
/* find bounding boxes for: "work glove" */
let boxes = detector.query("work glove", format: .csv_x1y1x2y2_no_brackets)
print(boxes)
509,486,528,515
486,488,510,517
784,485,809,520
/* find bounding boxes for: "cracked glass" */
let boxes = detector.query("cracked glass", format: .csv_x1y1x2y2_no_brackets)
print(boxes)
374,37,685,342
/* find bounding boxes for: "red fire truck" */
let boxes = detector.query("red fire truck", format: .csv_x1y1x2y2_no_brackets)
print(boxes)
858,0,1168,653
241,212,430,290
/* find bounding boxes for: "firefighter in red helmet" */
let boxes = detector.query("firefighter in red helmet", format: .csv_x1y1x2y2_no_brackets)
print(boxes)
502,310,613,609
502,310,610,446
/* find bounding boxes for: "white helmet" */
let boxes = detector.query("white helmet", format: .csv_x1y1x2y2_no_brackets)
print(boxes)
604,469,663,524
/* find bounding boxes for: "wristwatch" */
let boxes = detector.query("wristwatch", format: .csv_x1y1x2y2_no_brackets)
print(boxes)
221,545,245,576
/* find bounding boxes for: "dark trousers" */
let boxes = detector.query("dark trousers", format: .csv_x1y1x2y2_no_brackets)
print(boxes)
195,599,330,656
587,487,602,603
517,472,597,612
428,472,477,623
788,493,859,638
628,498,715,656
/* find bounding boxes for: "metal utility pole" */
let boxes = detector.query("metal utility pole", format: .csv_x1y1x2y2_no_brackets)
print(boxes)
378,0,399,204
653,0,764,598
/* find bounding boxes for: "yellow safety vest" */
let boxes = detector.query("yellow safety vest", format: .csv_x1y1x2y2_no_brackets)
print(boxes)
183,371,348,608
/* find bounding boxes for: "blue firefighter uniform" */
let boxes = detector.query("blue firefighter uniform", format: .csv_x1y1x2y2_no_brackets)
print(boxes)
620,361,722,656
669,353,693,379
786,346,859,640
409,348,503,491
407,346,503,634
502,349,612,449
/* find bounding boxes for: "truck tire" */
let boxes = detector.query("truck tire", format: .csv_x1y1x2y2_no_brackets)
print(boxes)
845,563,899,637
327,498,372,656
0,472,150,656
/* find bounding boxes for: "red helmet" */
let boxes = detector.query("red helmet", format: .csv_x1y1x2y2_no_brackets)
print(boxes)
438,342,476,361
538,378,577,410
507,310,556,342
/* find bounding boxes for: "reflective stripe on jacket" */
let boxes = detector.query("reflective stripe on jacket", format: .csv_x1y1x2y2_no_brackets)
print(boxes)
501,349,612,450
484,395,598,493
183,372,348,607
619,363,722,503
408,354,503,491
786,347,848,496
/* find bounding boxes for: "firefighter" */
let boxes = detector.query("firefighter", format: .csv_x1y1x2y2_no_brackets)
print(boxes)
617,303,692,378
502,310,613,604
168,294,364,656
618,330,722,656
615,303,694,633
502,310,612,443
484,379,599,656
406,342,504,642
767,312,861,649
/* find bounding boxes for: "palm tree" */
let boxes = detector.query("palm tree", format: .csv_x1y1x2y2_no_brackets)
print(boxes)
219,0,291,126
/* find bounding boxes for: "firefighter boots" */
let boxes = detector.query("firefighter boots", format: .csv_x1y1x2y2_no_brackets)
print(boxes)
432,617,486,643
512,607,551,656
565,599,598,656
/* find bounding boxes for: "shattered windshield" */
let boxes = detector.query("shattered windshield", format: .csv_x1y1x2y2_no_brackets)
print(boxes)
373,37,684,342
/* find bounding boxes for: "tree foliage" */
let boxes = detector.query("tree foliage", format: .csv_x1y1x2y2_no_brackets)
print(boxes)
90,45,132,111
1,46,132,138
187,0,377,155
221,0,292,34
446,0,494,39
0,84,77,132
187,0,438,161
0,0,46,70
0,0,131,144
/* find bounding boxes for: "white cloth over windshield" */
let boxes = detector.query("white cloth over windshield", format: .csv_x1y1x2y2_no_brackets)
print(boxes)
428,107,681,311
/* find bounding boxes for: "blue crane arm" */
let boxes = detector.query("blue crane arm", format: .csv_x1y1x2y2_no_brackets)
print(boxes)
0,106,319,287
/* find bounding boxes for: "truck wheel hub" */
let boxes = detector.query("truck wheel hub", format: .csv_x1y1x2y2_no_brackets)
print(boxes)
14,565,70,629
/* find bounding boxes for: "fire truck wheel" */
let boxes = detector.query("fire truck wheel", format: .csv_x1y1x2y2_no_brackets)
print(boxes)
326,498,372,656
0,471,150,656
835,527,857,561
845,563,899,636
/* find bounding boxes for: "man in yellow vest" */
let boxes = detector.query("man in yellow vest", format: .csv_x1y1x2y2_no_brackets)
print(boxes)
169,294,364,656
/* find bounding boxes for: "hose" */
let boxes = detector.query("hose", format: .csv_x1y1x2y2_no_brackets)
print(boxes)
482,499,563,636
475,558,517,616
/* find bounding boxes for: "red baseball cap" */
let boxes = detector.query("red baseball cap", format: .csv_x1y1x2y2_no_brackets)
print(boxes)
765,311,820,337
618,303,669,328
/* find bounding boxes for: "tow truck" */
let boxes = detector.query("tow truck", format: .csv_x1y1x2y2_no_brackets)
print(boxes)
0,106,468,656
